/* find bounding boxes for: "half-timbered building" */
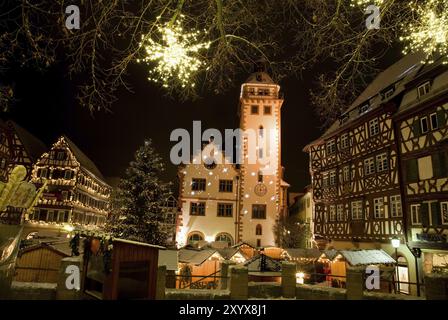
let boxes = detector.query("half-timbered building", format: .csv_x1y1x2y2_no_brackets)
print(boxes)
0,120,47,225
26,136,111,237
395,57,448,278
0,120,47,183
304,53,429,294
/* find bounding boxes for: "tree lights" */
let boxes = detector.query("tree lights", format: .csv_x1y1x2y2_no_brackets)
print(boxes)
400,0,448,64
350,0,384,7
137,16,210,89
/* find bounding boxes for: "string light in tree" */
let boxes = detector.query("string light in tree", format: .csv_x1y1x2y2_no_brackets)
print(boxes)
350,0,384,7
400,0,448,64
137,16,210,89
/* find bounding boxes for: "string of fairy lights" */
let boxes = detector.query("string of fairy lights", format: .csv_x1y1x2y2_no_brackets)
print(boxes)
137,3,446,91
400,0,448,64
137,15,210,89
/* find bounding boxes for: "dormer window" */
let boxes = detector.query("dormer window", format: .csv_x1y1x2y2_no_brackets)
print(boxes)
383,88,394,99
359,104,370,114
339,114,349,125
418,81,431,97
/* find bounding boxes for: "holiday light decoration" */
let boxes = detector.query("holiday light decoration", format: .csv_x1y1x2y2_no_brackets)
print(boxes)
350,0,384,7
137,16,210,88
400,0,448,64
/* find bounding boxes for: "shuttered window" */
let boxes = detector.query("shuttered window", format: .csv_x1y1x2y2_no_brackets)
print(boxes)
437,109,446,127
432,151,448,178
431,202,441,226
420,203,429,227
406,159,419,183
412,120,421,137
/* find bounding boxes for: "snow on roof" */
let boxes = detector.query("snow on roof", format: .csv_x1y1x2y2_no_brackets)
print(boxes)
61,135,108,182
321,249,339,261
113,238,166,250
178,247,218,266
158,249,178,271
280,179,290,187
244,254,282,272
312,52,427,143
216,247,241,260
8,121,47,161
283,248,321,260
19,242,71,257
338,249,396,266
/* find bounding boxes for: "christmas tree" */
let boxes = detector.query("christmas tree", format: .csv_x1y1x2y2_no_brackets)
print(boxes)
106,139,173,246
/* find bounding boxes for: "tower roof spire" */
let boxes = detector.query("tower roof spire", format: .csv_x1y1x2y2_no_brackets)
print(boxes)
245,58,274,84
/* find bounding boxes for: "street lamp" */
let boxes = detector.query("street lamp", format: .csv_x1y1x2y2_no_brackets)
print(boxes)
391,237,400,294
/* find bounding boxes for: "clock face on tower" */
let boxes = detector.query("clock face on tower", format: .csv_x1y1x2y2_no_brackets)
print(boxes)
254,183,267,197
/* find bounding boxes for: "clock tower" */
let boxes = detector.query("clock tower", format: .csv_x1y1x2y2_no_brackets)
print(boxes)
238,61,287,247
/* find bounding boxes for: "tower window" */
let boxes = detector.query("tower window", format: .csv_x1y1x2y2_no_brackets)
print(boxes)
252,204,266,219
251,105,259,114
264,106,271,115
256,224,262,235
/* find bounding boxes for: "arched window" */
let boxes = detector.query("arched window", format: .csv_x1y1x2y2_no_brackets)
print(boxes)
188,232,204,244
215,233,233,246
256,224,262,236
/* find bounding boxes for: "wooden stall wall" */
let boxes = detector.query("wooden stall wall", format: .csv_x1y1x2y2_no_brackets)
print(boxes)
14,246,68,283
103,241,160,300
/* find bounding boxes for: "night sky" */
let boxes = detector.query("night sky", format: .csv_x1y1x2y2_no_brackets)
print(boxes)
3,47,403,193
3,62,321,192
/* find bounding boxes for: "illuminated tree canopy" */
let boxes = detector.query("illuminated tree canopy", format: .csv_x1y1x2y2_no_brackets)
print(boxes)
0,0,445,126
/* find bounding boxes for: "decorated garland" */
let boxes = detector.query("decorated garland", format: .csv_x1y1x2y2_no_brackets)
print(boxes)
70,230,114,275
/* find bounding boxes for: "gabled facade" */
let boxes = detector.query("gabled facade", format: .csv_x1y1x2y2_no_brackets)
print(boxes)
304,53,429,295
0,120,47,183
26,136,111,236
177,65,288,248
395,61,448,275
0,120,47,225
305,53,448,295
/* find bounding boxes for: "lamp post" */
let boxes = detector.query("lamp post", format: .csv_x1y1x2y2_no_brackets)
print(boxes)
391,237,400,294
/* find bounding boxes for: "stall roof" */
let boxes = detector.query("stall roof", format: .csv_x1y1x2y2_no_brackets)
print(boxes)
158,249,178,271
113,238,166,250
284,248,322,260
216,247,241,260
321,249,339,261
338,249,396,266
244,254,282,272
178,248,218,266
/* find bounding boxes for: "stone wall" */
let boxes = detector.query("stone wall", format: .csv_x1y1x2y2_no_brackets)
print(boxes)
248,282,281,299
165,289,230,300
9,282,56,300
